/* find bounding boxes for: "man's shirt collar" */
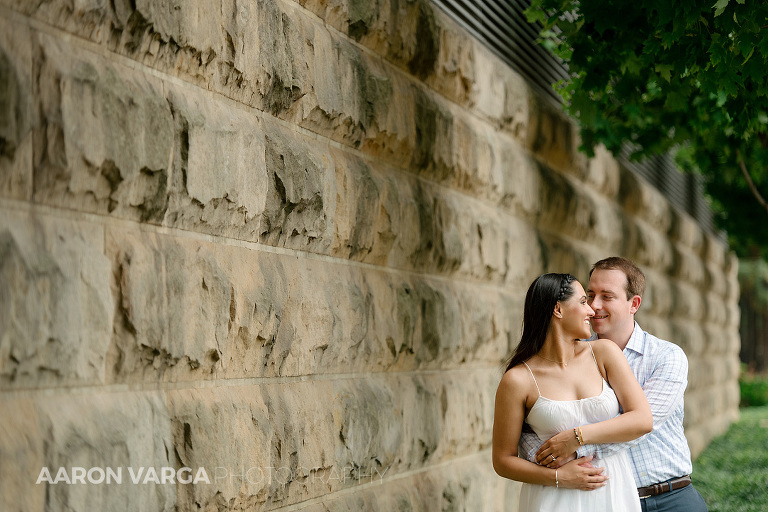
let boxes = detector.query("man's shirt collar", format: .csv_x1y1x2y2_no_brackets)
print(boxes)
624,321,645,355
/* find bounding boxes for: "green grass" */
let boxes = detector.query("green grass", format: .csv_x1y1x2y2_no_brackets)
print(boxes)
692,406,768,511
739,372,768,407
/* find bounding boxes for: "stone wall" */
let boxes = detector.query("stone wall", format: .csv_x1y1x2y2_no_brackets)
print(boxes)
0,1,740,511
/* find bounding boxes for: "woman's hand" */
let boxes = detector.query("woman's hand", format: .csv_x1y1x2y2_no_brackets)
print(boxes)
535,429,580,467
557,456,608,490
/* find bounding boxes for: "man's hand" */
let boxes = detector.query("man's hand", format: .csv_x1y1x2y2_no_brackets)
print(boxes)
556,456,608,490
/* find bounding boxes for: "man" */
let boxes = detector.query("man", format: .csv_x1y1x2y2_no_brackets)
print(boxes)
520,256,708,511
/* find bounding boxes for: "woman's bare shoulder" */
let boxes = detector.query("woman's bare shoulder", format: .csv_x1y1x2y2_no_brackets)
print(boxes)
588,339,627,370
498,363,534,393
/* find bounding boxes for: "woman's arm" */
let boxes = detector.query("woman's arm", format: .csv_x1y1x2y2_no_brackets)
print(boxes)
493,368,609,489
534,340,652,465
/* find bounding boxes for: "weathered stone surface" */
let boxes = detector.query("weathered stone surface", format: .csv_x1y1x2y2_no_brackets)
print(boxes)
0,207,113,388
4,0,538,210
292,452,514,512
33,32,174,221
106,227,516,383
0,398,44,512
672,243,706,286
619,167,672,234
538,232,601,281
670,208,704,251
42,392,175,511
642,268,675,317
163,85,269,242
583,146,621,199
620,215,675,271
526,97,581,174
0,391,175,512
168,372,496,510
0,16,34,200
537,166,624,252
293,0,532,142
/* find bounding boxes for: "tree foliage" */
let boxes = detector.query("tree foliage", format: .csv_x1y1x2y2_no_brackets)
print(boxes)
526,0,768,258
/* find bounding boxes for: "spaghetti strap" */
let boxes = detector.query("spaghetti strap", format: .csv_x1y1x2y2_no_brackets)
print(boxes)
522,361,542,396
586,342,600,370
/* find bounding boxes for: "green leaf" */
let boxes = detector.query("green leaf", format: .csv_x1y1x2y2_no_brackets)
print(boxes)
713,0,730,17
743,46,755,65
655,64,674,82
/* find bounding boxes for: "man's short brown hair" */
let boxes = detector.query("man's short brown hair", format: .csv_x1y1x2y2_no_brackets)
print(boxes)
590,256,646,299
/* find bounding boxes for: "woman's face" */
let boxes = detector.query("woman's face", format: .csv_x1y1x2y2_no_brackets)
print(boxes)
559,281,595,339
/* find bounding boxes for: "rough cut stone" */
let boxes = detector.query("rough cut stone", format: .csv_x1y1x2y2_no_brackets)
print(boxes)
106,226,514,383
0,16,34,200
619,167,672,234
32,32,174,222
0,208,113,388
0,398,44,512
41,392,175,511
167,371,496,510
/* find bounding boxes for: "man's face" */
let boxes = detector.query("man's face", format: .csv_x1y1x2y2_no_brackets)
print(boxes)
587,268,638,340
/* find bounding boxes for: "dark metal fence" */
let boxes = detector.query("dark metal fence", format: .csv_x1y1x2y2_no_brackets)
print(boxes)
739,260,768,372
432,0,723,240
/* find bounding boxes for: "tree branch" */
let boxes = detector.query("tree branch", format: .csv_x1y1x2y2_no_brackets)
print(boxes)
736,149,768,214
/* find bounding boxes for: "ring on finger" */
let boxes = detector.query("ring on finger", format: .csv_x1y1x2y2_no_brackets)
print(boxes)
550,454,557,462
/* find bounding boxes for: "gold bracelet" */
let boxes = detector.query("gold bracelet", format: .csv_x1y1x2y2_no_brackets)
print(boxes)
574,427,585,446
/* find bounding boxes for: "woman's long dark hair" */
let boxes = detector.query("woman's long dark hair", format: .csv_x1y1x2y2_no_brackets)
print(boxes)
504,273,576,372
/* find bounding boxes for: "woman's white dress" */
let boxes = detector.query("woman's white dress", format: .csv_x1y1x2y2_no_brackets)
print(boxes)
519,364,641,511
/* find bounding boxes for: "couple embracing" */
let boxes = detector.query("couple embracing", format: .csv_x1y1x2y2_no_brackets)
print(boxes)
492,257,708,512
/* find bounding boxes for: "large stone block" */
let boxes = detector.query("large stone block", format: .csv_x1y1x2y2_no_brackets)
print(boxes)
330,149,404,266
163,84,269,243
471,42,531,139
537,166,624,252
0,207,113,389
0,398,44,512
671,243,706,286
619,167,672,234
496,137,541,220
168,372,496,510
0,16,34,200
526,97,580,174
292,0,532,145
641,268,674,317
106,227,514,383
583,145,621,199
291,452,514,512
702,292,728,327
260,124,336,253
0,391,176,512
669,208,704,252
669,320,704,357
670,281,705,322
538,232,600,280
32,32,174,221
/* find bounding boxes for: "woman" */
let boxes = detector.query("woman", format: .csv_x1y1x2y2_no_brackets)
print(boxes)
492,273,652,511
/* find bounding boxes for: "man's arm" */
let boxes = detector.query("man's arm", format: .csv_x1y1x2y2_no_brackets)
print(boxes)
576,346,688,460
518,422,543,463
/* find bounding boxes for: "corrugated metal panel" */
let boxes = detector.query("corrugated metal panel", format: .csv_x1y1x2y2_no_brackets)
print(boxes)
433,0,567,106
432,0,723,239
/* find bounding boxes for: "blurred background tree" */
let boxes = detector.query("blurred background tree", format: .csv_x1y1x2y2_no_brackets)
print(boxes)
526,0,768,258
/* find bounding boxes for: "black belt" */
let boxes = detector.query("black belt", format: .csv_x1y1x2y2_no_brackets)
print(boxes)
637,475,692,499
